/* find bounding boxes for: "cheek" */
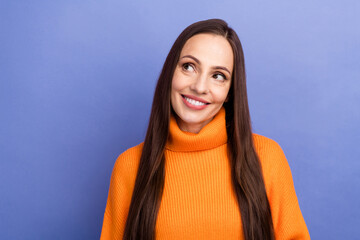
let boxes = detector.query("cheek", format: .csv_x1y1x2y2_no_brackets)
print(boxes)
212,86,231,103
171,71,185,92
171,72,182,104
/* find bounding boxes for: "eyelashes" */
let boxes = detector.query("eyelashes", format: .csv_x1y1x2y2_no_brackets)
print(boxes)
182,63,228,81
213,73,227,81
182,63,195,72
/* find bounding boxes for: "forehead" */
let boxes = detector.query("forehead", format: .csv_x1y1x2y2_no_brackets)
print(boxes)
180,33,234,72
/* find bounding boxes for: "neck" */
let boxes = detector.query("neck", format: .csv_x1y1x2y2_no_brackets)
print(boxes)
166,107,227,152
175,117,213,134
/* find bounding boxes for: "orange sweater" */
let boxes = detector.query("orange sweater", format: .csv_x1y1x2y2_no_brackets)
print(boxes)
100,108,310,239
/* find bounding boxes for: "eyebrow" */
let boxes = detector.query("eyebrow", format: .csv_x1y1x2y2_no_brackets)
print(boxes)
180,55,231,75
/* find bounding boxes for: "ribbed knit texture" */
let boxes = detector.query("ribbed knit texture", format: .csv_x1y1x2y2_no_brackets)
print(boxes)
100,108,310,240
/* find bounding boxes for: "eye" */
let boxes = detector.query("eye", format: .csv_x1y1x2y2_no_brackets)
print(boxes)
182,63,195,72
213,73,227,81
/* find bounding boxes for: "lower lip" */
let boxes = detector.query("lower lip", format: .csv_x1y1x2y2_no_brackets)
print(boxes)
181,95,208,110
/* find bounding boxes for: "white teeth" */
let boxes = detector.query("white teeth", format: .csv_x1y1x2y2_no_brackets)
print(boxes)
184,96,206,106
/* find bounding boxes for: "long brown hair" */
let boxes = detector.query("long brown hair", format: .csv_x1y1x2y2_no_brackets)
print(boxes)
123,19,274,240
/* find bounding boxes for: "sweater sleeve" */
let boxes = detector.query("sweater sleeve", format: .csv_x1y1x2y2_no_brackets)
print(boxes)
100,144,142,240
255,135,310,240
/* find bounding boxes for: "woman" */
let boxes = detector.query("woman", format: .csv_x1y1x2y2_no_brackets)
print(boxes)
101,19,310,240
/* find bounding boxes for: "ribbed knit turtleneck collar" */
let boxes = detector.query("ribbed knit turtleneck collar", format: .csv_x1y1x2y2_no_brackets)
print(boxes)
165,108,228,152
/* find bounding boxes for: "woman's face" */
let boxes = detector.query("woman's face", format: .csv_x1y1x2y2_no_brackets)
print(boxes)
171,33,234,133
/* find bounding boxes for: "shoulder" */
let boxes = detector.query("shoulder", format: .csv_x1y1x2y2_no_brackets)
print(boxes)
252,133,291,183
111,142,144,185
115,142,144,164
103,143,144,236
252,133,283,155
252,133,287,163
253,134,310,239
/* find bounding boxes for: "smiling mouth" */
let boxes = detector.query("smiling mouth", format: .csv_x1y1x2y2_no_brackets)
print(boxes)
181,95,210,106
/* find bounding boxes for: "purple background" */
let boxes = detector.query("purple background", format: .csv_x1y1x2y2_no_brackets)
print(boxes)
1,0,359,239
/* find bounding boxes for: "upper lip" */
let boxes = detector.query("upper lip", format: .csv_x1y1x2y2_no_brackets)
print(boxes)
182,94,210,104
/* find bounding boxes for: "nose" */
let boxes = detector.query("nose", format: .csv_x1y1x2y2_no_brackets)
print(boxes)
190,73,209,94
